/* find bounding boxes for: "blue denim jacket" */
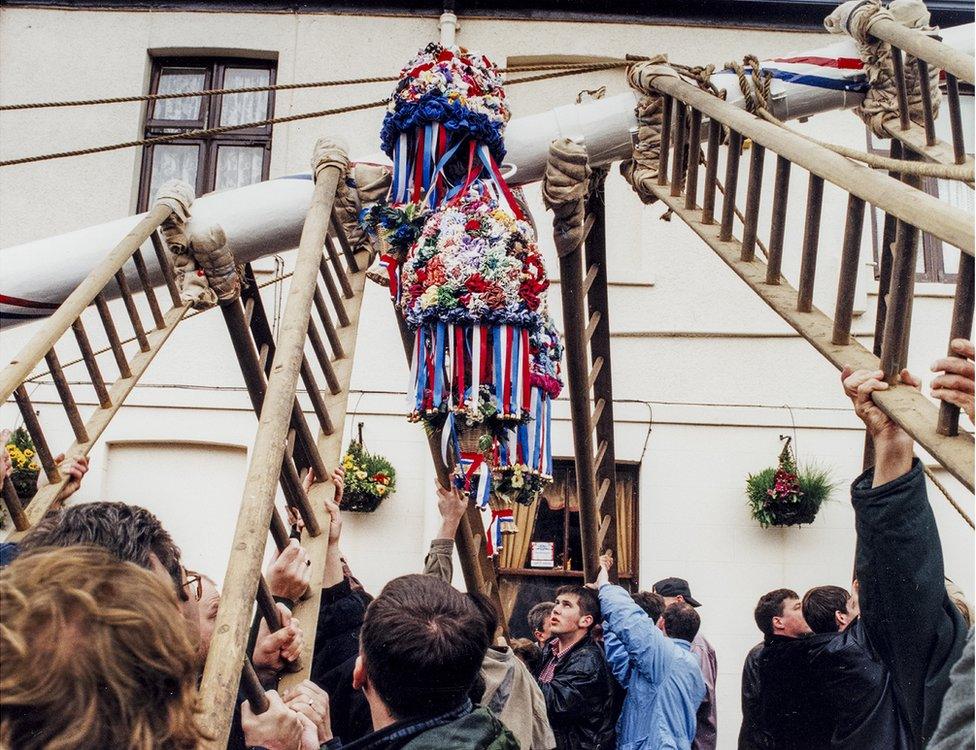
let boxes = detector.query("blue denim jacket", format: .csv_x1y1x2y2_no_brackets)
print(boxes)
599,584,706,750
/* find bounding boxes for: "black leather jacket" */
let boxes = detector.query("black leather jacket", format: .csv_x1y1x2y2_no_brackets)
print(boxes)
538,636,617,750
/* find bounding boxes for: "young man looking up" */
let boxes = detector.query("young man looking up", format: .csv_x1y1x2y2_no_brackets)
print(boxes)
596,562,705,750
653,577,717,750
537,584,617,750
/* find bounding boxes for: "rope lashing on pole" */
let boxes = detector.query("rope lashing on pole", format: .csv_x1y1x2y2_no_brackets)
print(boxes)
824,0,941,137
0,61,630,112
541,138,592,253
619,56,681,205
724,54,974,182
0,61,631,168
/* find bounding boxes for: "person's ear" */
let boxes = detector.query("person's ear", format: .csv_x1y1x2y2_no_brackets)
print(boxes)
657,616,667,635
835,610,848,629
579,613,594,630
772,615,784,633
352,654,367,691
675,594,685,604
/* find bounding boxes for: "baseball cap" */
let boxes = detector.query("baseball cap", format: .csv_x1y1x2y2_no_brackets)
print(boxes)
652,577,702,607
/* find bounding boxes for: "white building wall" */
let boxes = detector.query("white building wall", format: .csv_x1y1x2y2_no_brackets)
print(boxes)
1,7,973,749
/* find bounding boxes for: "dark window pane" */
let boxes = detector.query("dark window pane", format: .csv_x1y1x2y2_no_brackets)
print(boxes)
153,69,206,121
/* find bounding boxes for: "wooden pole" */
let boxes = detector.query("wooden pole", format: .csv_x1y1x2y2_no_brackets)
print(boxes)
197,146,345,748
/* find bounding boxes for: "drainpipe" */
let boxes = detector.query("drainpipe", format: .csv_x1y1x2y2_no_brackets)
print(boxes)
439,0,458,46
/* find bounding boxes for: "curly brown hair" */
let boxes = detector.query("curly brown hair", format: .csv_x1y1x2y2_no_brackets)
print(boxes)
0,546,209,750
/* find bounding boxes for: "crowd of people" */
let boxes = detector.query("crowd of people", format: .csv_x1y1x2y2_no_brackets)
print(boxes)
0,344,974,749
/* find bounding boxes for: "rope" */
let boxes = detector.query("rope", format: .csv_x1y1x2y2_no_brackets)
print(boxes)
0,62,629,169
0,62,625,112
725,55,973,182
0,99,389,168
922,463,975,530
24,270,296,383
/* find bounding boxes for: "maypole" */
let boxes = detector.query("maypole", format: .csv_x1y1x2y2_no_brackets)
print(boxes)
363,41,564,555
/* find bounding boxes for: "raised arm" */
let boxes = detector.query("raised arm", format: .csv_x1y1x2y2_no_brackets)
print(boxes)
422,483,466,583
598,582,672,685
841,365,967,744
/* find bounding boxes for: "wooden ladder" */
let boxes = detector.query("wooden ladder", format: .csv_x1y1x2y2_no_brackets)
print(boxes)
196,149,370,746
553,168,621,583
638,31,974,491
0,203,190,535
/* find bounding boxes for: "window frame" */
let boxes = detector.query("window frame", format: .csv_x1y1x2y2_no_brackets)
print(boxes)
137,55,276,211
866,132,968,285
498,459,640,585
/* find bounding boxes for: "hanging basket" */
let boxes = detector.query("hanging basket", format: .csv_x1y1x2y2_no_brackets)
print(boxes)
340,424,397,513
746,436,837,528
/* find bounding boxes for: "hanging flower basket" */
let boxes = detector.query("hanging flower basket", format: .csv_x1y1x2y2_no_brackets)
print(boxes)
340,425,397,513
5,427,39,504
746,436,837,528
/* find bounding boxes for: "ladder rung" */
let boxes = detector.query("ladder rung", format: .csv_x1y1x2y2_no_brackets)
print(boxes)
2,475,30,531
591,398,605,428
45,347,88,443
115,269,150,352
587,356,604,391
583,263,599,296
95,293,132,379
596,477,611,509
243,296,256,327
594,440,608,473
581,214,596,247
598,509,612,547
269,508,290,552
584,311,601,344
256,575,282,630
72,318,111,408
132,247,166,330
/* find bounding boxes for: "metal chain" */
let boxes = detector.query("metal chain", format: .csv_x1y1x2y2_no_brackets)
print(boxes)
0,62,628,168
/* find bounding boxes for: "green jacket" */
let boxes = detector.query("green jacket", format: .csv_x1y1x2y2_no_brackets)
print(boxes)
402,707,520,750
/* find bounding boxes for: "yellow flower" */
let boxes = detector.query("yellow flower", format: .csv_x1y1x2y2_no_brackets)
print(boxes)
376,485,387,496
24,449,33,457
420,285,440,309
355,470,367,480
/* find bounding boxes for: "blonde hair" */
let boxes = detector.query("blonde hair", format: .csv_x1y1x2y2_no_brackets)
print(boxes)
0,546,209,750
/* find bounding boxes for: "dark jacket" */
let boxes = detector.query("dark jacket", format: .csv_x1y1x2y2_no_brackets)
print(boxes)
848,459,967,748
312,578,369,681
324,703,518,750
538,636,617,750
755,633,834,750
737,642,764,750
319,654,373,745
807,617,904,748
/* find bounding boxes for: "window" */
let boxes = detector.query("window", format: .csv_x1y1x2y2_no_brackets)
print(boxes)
138,57,276,210
867,133,973,284
499,460,640,638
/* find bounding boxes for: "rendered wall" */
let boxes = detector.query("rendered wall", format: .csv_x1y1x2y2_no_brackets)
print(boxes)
1,7,973,748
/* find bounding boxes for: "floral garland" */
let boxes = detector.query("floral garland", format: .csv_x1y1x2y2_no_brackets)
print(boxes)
400,186,548,329
381,44,510,163
365,43,565,531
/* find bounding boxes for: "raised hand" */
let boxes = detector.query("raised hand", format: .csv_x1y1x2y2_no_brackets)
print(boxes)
931,338,975,423
266,539,311,601
840,367,919,486
252,604,304,679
